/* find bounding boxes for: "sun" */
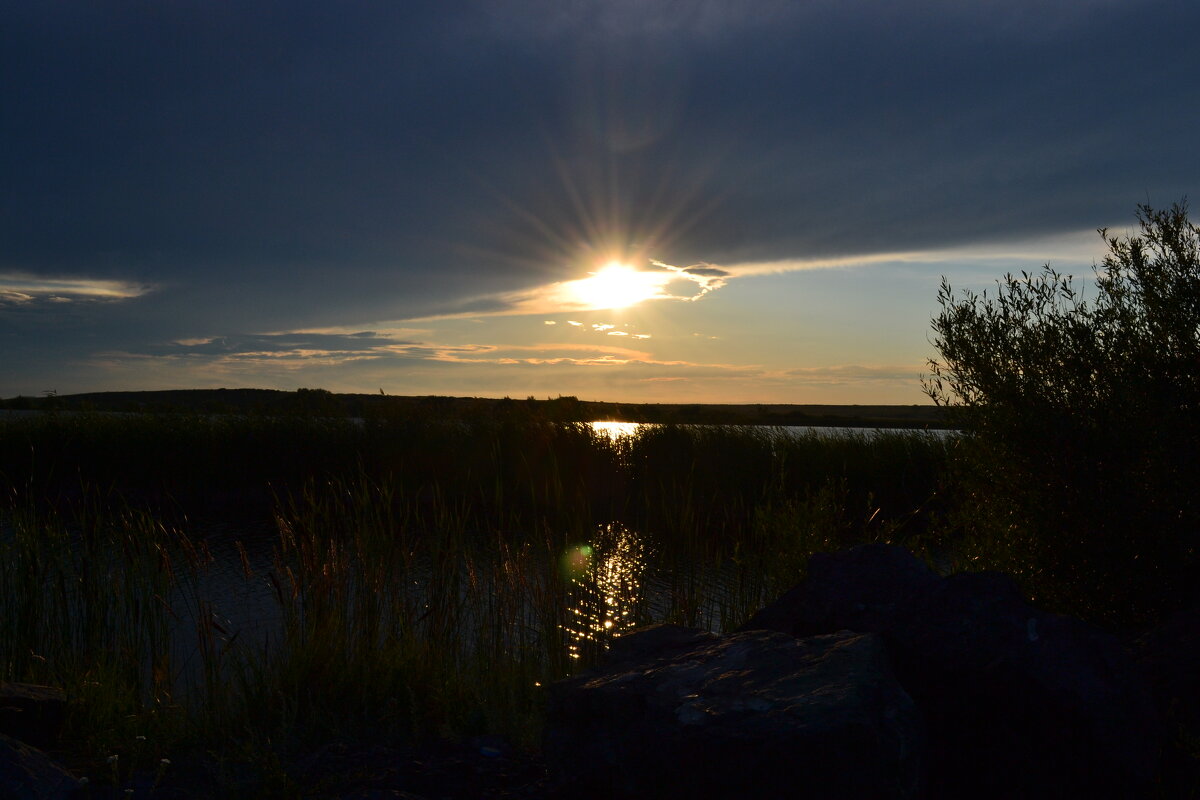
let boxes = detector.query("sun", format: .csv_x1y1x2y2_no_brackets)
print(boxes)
568,261,664,310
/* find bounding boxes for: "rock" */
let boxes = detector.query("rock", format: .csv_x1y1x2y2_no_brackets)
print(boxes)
290,740,548,800
0,683,67,750
1130,606,1200,794
886,572,1162,798
602,622,718,668
0,733,82,800
739,543,940,637
1132,606,1200,734
743,548,1164,798
545,625,922,799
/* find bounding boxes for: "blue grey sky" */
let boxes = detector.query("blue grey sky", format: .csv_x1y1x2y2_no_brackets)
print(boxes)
4,1,1198,402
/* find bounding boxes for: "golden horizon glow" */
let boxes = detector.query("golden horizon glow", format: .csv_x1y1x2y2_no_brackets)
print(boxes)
566,261,667,310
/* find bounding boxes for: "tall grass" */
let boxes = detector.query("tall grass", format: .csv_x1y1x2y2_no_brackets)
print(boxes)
0,496,197,761
0,416,949,793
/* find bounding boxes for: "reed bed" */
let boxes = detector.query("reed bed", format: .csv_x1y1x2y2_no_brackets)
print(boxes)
0,414,950,793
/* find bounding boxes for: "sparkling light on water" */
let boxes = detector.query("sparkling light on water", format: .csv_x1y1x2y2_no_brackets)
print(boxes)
562,523,647,661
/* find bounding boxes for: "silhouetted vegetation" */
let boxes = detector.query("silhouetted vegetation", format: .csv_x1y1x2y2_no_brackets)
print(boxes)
0,414,949,793
0,411,946,532
925,202,1200,627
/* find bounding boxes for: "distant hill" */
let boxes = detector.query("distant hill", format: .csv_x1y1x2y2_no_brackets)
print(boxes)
1,388,950,428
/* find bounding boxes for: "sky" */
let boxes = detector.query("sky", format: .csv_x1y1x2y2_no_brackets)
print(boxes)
4,0,1199,404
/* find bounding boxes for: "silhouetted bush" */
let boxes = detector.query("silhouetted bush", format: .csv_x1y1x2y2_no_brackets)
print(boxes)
925,202,1200,626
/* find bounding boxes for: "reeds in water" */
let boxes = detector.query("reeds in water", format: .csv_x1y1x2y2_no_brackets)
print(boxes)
0,418,950,790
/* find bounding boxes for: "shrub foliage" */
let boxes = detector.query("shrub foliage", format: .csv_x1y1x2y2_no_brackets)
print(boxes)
925,202,1200,625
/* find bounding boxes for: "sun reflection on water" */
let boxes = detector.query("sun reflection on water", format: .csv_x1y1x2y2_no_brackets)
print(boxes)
588,421,642,441
562,522,648,661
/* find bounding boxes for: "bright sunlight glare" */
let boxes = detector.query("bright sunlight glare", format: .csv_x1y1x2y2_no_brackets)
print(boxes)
567,261,666,310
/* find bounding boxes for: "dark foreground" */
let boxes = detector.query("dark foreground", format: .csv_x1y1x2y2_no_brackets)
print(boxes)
5,545,1197,800
72,741,552,800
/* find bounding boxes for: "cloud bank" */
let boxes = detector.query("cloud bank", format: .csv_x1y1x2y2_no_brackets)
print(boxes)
3,0,1197,399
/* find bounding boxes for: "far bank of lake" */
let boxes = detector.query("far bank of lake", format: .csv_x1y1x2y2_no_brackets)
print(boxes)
1,387,952,429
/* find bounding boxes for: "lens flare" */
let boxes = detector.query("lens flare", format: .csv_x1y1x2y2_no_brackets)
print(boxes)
561,544,594,582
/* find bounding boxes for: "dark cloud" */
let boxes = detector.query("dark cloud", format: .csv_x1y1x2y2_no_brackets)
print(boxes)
3,0,1198,393
138,331,424,359
682,266,731,278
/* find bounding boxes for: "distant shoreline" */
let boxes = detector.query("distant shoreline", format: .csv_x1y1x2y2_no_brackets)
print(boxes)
0,388,950,428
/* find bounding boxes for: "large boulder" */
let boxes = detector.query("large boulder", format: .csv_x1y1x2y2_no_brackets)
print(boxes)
742,546,1164,798
740,544,940,637
545,625,922,799
886,572,1161,798
0,733,82,800
0,683,67,751
1130,606,1200,793
1132,606,1200,734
